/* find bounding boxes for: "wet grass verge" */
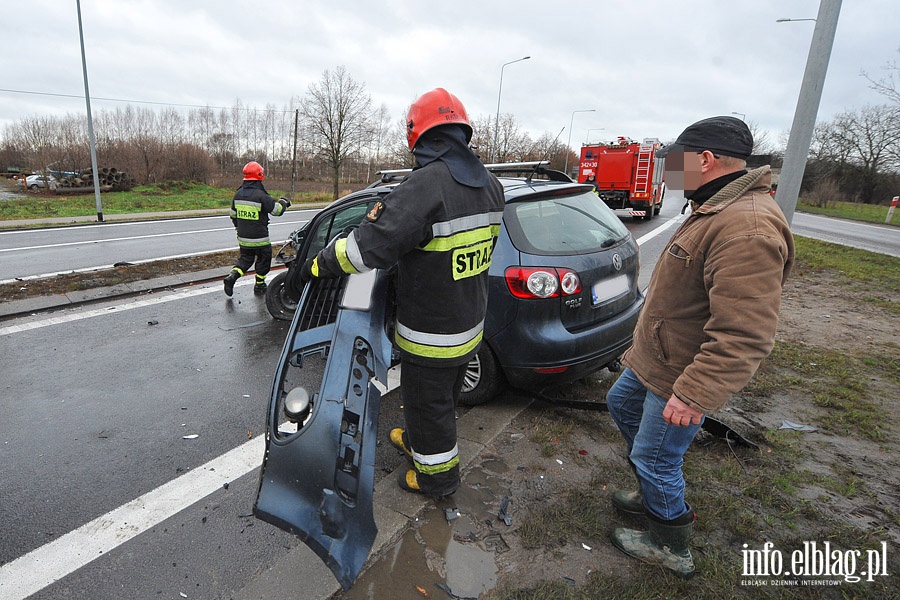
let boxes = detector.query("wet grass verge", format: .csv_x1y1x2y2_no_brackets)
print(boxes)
0,250,236,303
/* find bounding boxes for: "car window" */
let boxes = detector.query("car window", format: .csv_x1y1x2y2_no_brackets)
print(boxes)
306,200,377,258
504,190,630,256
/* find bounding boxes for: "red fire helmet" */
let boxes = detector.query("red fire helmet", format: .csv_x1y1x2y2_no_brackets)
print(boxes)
405,88,472,151
242,161,265,181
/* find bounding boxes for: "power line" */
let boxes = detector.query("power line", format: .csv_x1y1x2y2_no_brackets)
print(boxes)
0,87,294,113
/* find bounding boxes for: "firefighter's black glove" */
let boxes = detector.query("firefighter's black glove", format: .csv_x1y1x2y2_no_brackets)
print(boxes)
279,197,291,210
298,257,315,283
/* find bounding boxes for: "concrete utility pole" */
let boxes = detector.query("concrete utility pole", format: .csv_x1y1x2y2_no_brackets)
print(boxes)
76,0,103,222
775,0,842,225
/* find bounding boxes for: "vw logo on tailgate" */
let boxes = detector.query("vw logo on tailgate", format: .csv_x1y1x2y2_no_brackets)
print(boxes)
612,253,623,271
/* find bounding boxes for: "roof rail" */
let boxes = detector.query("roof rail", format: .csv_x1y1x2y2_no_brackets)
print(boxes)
485,161,572,182
373,160,573,184
371,168,412,186
483,160,548,171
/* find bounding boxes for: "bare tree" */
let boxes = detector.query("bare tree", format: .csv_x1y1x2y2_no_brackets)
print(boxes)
809,104,900,202
301,65,372,199
747,121,774,155
364,103,393,180
862,47,900,105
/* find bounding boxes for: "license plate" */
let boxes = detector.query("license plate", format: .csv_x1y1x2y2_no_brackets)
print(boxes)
592,274,629,305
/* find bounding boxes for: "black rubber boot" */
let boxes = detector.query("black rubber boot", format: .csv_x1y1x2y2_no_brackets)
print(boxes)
223,271,239,297
612,489,646,516
611,509,696,578
612,460,646,516
253,282,267,295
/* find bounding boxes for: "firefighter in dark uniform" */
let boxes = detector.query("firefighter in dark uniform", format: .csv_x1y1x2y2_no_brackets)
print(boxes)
299,88,505,498
224,161,290,297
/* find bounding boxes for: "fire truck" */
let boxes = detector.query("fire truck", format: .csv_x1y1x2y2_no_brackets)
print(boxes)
578,137,665,220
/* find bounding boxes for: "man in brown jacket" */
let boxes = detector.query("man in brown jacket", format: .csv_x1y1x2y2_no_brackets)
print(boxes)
606,116,794,578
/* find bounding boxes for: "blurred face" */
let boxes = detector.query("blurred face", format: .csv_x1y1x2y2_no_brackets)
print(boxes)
664,151,704,192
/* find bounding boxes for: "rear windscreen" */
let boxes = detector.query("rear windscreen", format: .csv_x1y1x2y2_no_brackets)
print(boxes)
503,191,631,256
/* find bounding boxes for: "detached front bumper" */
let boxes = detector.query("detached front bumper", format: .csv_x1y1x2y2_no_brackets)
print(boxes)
253,270,394,590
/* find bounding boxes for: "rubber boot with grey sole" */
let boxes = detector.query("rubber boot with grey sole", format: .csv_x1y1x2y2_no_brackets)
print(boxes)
611,510,695,578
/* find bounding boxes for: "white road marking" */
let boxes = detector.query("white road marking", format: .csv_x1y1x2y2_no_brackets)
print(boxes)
0,436,264,600
636,214,685,246
0,226,235,253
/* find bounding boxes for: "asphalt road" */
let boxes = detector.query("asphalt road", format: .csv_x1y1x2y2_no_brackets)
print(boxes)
0,209,319,283
790,211,900,257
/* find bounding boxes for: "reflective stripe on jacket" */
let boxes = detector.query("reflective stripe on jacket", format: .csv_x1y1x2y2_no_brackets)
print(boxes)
230,180,284,247
315,160,505,366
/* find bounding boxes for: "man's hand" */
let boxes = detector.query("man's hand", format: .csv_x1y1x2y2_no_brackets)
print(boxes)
663,394,704,427
279,197,291,210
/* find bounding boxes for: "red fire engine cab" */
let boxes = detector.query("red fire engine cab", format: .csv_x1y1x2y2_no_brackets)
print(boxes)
578,136,665,220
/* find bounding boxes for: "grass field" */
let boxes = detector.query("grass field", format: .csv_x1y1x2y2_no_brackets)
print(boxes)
0,181,335,220
797,197,899,226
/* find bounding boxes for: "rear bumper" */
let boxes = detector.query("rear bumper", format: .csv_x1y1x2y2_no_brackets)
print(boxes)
612,208,647,218
488,294,643,391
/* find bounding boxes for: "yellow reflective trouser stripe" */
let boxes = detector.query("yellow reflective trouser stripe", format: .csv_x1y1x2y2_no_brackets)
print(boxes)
237,236,270,247
414,455,459,475
396,330,483,360
412,444,460,475
421,225,499,252
334,238,361,274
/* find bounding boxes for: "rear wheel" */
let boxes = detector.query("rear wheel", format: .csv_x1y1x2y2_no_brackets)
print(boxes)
459,344,504,406
265,271,299,321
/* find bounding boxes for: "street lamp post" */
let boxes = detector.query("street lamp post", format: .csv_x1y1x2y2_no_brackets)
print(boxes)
775,0,841,225
731,112,746,121
493,56,530,162
585,128,605,144
564,109,595,175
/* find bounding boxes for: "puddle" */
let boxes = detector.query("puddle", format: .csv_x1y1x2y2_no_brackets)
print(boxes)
338,460,512,599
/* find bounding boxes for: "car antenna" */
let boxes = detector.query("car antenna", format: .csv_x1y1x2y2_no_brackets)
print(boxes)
527,126,566,184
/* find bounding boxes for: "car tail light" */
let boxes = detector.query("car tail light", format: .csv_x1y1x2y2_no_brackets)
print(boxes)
504,267,582,299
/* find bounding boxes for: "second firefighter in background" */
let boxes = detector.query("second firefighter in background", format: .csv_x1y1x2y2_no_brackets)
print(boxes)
298,88,505,498
224,160,290,297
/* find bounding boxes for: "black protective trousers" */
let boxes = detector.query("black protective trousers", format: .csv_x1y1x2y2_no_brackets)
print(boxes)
400,361,468,497
232,245,272,284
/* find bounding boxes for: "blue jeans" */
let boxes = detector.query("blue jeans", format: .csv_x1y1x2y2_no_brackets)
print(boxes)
606,368,703,521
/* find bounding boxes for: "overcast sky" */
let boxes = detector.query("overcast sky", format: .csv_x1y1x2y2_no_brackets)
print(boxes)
2,0,896,152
